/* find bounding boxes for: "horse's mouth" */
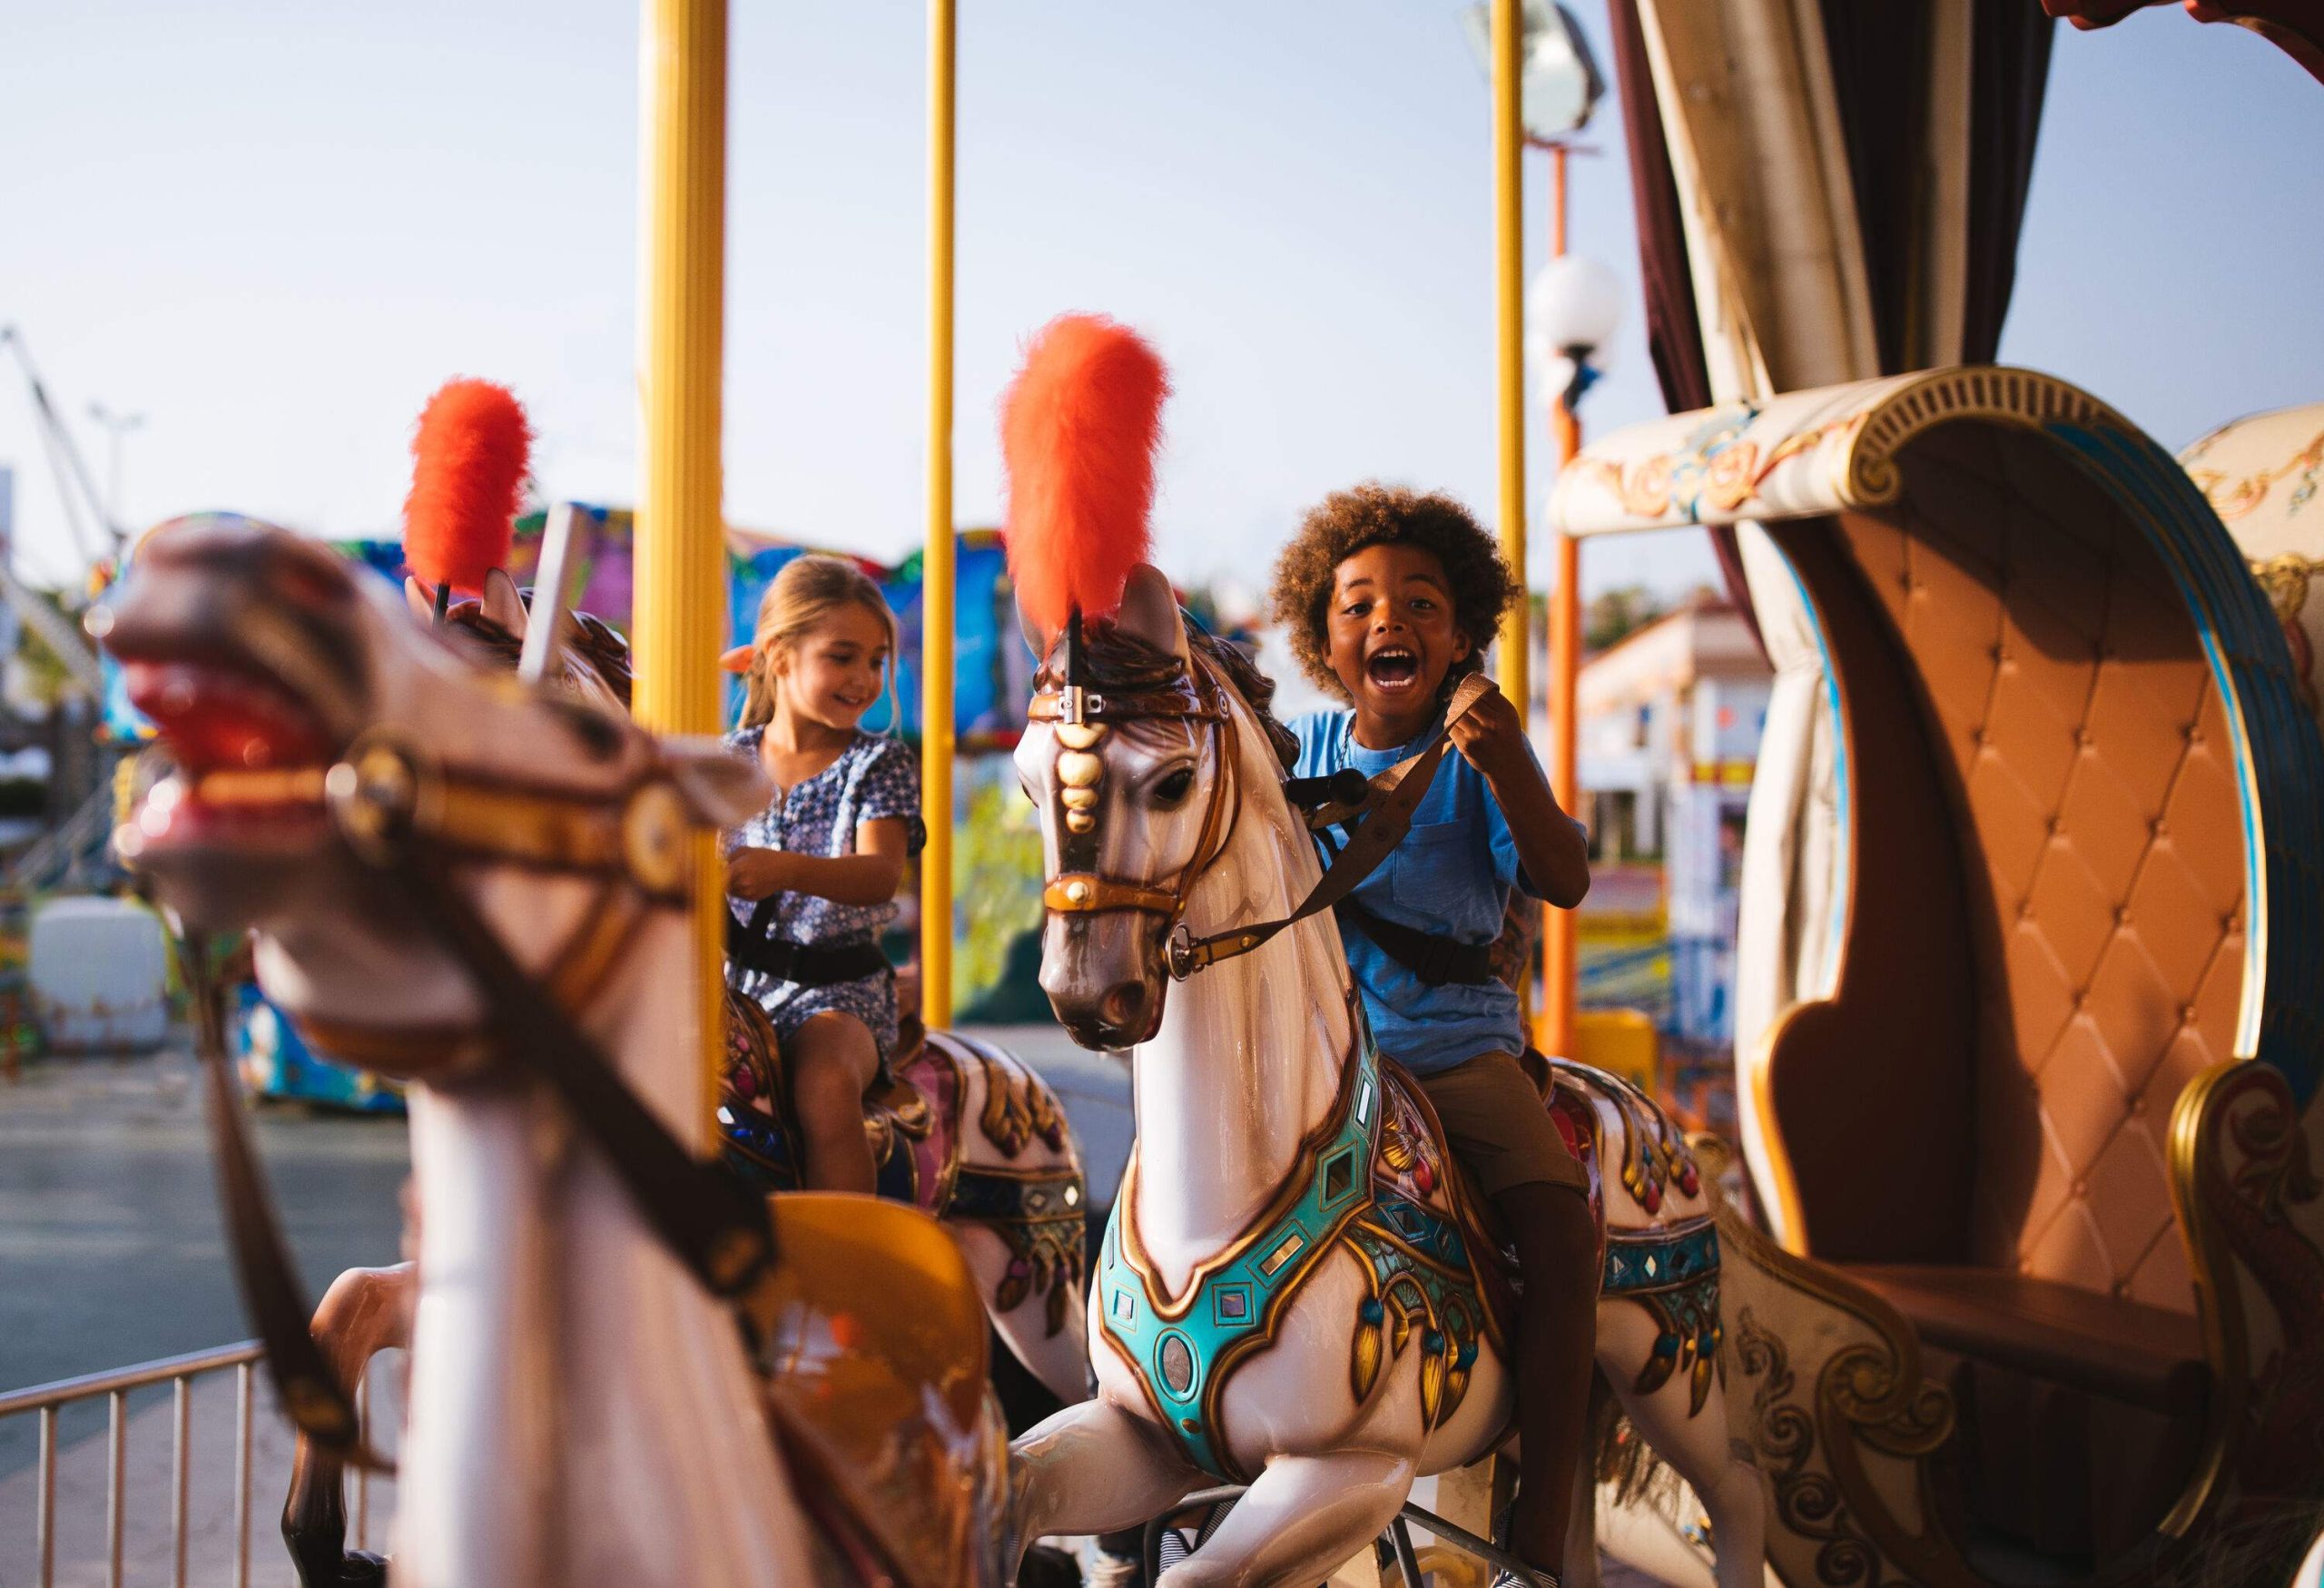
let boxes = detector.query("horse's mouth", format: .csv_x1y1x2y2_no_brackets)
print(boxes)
119,657,338,856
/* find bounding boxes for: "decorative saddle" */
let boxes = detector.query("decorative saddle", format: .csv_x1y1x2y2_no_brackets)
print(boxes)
1096,1019,1723,1483
717,988,1088,1338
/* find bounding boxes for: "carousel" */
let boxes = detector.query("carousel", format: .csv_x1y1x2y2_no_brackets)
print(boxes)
82,2,2324,1587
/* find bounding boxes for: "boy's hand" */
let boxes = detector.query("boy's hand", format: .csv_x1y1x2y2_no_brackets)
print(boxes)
1446,681,1530,781
726,847,794,902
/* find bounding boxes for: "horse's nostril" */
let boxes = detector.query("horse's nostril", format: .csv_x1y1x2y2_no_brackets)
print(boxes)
1100,981,1146,1031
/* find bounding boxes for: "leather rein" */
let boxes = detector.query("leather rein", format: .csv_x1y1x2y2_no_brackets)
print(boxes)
172,728,786,1473
1033,655,1493,981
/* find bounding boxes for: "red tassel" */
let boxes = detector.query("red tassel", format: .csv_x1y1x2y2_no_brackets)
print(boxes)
1000,314,1169,638
403,378,532,595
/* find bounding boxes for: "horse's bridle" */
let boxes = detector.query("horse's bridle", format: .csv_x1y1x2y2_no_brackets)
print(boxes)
178,725,786,1471
1031,633,1492,983
1031,642,1246,967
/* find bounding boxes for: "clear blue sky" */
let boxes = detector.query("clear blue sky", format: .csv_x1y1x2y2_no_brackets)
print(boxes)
1,2,2318,598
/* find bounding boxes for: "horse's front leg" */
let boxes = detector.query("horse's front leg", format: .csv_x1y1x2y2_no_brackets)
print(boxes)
1010,1396,1209,1570
284,1262,415,1588
1163,1449,1415,1588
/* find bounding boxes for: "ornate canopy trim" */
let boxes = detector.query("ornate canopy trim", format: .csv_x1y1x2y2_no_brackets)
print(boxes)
2179,400,2324,560
1556,366,2324,1104
1548,367,2120,537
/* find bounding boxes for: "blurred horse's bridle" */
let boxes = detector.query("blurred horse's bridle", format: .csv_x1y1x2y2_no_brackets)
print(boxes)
1030,611,1492,981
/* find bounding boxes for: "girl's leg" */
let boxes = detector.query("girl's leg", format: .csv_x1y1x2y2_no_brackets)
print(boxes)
787,1011,880,1194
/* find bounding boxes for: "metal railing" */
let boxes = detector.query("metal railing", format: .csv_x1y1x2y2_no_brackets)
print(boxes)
0,1341,261,1588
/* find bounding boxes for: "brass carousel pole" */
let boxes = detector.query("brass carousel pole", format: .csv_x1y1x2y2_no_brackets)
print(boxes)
635,0,728,1146
1491,0,1528,722
921,0,957,1031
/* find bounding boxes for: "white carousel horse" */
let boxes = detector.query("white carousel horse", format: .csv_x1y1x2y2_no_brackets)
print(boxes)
277,564,1092,1431
103,515,1010,1587
1006,566,1765,1588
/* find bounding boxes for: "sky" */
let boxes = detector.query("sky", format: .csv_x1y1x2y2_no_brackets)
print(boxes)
1,2,2319,603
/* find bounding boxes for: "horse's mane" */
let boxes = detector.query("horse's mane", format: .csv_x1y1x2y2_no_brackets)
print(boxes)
440,596,635,709
1038,616,1299,774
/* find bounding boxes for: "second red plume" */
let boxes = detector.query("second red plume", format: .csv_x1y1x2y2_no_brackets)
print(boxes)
403,379,533,595
1000,314,1169,641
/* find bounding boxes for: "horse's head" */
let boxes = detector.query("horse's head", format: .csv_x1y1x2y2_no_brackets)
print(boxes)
98,514,762,1074
1015,563,1297,1049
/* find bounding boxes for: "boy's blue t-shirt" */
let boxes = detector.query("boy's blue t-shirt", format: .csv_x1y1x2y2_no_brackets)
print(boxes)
1288,706,1544,1076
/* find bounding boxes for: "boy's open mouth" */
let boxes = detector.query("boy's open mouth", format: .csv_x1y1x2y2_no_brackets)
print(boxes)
1364,645,1421,694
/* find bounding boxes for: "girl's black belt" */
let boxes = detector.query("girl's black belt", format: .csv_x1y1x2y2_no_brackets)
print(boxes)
726,899,891,985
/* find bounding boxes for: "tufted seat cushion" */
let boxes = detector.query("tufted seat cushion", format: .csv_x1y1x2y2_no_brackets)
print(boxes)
1848,1263,2207,1415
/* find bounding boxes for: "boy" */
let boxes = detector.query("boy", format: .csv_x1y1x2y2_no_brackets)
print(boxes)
1273,483,1595,1588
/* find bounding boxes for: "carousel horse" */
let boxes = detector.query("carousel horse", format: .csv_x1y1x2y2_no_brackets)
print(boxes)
268,558,1090,1583
103,514,1013,1586
1004,566,1767,1587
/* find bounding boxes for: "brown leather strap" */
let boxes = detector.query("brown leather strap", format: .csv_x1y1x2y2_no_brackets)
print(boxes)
1167,674,1495,979
179,932,394,1474
1044,873,1184,916
375,851,781,1308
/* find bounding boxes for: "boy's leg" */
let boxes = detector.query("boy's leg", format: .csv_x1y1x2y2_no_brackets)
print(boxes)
788,1011,880,1194
1418,1050,1596,1583
1493,1179,1596,1575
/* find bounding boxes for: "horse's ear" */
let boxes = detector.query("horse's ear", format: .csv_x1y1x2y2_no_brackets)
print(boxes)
481,568,527,637
403,577,442,624
1117,563,1186,661
664,737,770,829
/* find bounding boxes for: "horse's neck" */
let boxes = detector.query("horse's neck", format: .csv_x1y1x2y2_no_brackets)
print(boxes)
398,892,812,1583
1132,699,1354,1297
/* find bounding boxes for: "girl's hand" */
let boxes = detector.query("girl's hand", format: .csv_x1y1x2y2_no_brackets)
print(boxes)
1446,682,1529,781
727,847,794,902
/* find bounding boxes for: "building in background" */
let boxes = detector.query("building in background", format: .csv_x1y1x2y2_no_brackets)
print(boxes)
1575,596,1770,1048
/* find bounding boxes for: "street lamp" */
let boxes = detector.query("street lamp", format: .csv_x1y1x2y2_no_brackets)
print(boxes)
1529,253,1623,410
1461,1,1606,143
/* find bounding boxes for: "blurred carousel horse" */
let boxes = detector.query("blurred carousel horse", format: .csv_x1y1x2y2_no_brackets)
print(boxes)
104,515,1016,1587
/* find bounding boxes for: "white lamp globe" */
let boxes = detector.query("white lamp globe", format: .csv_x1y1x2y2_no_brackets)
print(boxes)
1529,255,1624,360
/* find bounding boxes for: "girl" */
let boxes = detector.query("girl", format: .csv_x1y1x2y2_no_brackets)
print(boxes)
722,555,919,1195
1271,484,1594,1588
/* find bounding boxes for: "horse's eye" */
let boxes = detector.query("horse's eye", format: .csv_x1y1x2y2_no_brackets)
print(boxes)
1154,768,1196,806
551,700,625,762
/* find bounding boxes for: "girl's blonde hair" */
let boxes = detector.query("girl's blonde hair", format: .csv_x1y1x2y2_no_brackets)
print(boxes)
738,554,900,730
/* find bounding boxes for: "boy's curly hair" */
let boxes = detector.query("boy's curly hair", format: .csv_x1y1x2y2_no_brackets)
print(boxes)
1268,483,1518,700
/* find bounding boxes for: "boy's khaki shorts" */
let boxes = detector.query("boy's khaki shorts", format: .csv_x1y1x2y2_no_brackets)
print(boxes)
1415,1048,1590,1200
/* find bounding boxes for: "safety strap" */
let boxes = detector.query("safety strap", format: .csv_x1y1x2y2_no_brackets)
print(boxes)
1334,898,1493,987
1167,673,1494,979
726,900,891,986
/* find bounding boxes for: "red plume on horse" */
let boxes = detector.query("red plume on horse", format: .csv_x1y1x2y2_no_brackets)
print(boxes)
1000,313,1169,643
403,377,533,597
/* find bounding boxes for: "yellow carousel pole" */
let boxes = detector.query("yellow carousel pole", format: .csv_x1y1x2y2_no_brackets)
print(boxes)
635,0,728,1146
920,0,957,1031
1491,0,1528,725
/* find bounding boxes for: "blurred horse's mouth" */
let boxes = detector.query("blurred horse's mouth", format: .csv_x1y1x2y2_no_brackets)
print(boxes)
116,653,337,858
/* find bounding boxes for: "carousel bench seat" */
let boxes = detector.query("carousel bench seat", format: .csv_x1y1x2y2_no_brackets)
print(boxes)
1847,1264,2208,1415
